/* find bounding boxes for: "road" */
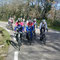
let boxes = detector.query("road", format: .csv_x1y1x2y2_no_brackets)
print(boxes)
0,21,60,60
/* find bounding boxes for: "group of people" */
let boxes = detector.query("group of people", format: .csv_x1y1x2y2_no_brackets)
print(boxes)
8,17,48,41
14,18,37,40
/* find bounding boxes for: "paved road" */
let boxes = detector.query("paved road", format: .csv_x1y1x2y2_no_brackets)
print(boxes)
0,22,60,60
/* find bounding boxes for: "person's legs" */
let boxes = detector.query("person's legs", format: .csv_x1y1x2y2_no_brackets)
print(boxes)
40,28,42,35
40,27,45,41
43,27,45,32
26,32,29,39
40,28,42,41
16,34,18,42
20,33,22,39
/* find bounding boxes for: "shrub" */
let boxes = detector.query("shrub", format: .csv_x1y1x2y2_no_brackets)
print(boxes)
52,20,60,27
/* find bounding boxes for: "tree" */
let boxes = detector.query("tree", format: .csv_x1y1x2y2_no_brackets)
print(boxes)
40,0,54,19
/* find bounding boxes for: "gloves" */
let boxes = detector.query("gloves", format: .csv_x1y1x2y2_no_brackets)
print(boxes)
46,28,48,32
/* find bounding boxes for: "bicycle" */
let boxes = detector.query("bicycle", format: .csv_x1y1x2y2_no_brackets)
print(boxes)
6,22,13,30
14,27,22,51
26,31,33,45
33,30,36,39
40,28,47,45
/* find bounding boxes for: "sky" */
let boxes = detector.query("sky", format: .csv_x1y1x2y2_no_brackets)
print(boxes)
55,0,60,3
0,0,60,10
55,3,60,10
0,0,60,3
54,0,60,10
0,0,60,5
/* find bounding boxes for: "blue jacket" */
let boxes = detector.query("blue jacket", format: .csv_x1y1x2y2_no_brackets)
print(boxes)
14,25,23,32
26,26,34,32
26,26,34,38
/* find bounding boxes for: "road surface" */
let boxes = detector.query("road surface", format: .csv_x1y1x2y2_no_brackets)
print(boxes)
0,21,60,60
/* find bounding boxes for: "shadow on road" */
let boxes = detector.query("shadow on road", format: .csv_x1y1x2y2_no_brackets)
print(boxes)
7,31,60,52
6,40,18,49
36,32,60,52
22,32,60,52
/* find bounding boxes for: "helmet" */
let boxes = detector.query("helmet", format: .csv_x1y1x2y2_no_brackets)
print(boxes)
26,20,29,24
18,18,20,20
27,20,33,26
34,18,36,21
16,19,21,23
42,19,46,23
23,19,25,22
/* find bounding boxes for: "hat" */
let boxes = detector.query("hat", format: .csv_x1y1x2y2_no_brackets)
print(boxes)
42,19,46,22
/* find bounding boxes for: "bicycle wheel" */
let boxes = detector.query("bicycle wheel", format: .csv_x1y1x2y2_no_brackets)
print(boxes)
43,35,46,45
33,31,36,39
29,38,32,45
18,33,21,51
28,32,32,45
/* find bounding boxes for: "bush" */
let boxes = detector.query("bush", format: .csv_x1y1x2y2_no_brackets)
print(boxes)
52,20,60,27
46,19,60,31
37,19,40,25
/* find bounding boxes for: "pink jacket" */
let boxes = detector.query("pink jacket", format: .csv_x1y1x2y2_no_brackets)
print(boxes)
15,22,24,26
20,22,24,26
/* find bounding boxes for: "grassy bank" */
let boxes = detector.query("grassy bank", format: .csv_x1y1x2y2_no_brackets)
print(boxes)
47,20,60,31
49,26,60,31
0,20,8,22
0,27,10,60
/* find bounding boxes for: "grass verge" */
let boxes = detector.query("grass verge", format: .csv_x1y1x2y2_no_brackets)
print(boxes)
0,20,7,22
0,27,10,60
49,26,60,31
46,19,60,31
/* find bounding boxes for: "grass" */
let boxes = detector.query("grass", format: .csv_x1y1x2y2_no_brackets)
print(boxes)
0,27,10,60
49,26,60,31
46,20,60,31
0,20,8,22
